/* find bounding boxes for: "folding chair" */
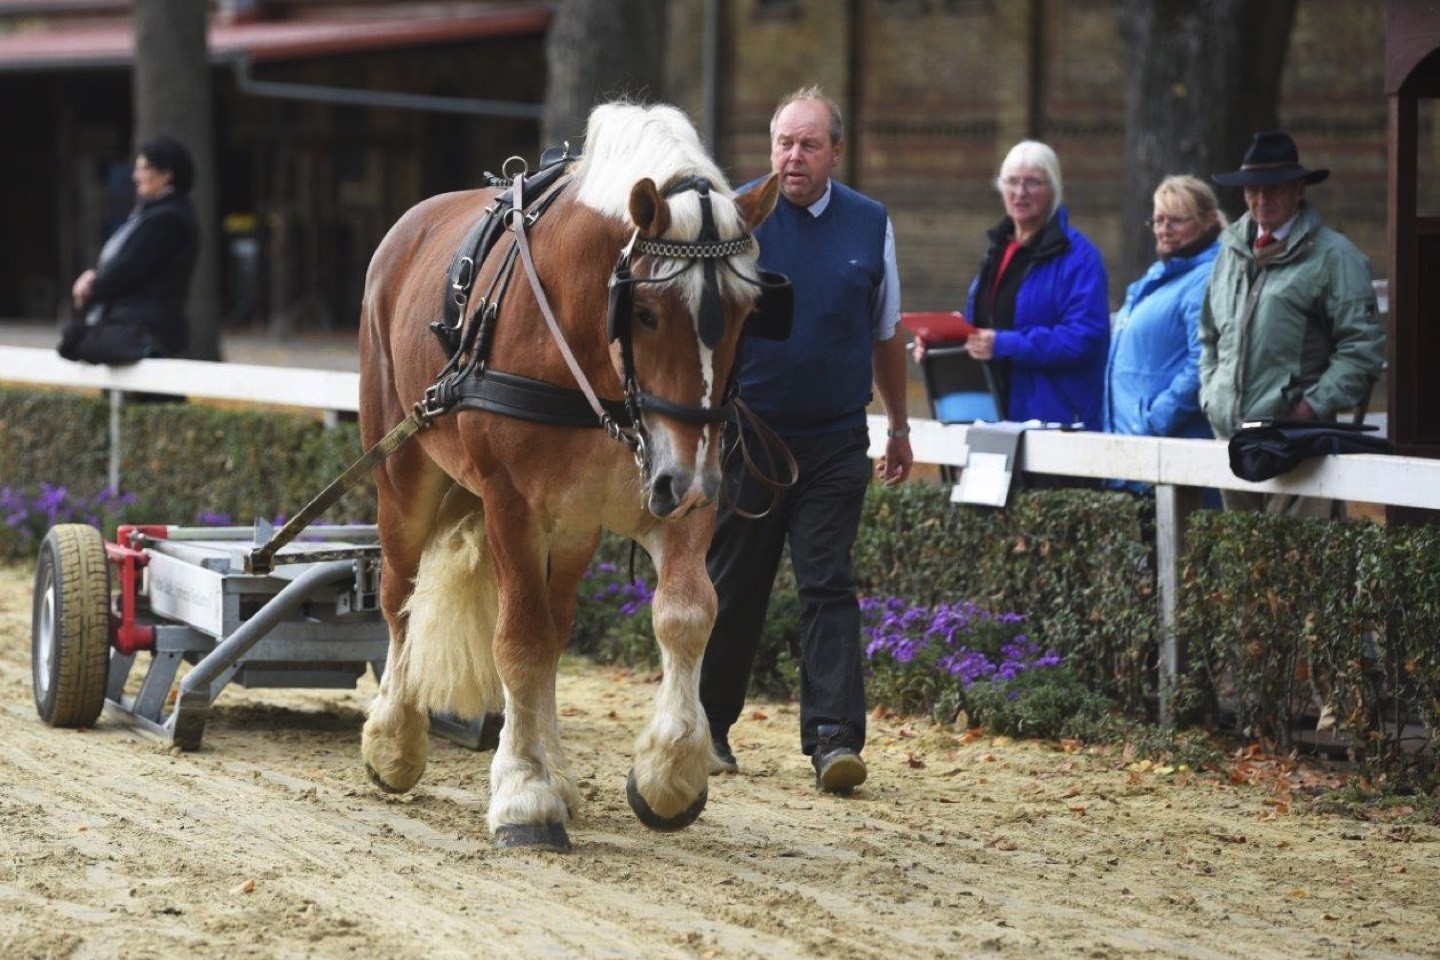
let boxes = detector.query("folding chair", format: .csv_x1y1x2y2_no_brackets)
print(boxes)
901,312,1002,483
900,311,1000,426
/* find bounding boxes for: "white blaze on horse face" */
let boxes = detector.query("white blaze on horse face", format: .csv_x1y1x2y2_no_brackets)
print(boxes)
695,339,715,468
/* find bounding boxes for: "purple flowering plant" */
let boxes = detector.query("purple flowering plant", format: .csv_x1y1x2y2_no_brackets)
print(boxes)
861,596,1064,724
570,559,660,666
0,484,136,558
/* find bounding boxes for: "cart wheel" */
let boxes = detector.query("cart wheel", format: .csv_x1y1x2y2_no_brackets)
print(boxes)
32,524,112,727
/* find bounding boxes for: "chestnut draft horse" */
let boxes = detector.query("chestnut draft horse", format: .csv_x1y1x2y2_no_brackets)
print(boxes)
358,103,782,851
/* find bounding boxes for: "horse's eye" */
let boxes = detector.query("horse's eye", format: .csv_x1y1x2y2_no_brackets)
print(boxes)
635,307,659,331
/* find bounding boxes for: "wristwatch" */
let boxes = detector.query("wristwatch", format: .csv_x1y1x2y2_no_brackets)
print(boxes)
887,426,910,439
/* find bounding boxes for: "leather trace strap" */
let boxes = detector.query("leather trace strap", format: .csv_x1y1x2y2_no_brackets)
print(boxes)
245,400,440,574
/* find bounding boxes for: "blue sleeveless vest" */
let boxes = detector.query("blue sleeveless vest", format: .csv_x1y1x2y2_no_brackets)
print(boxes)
739,180,887,436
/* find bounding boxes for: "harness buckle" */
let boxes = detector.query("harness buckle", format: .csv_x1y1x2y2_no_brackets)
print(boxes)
416,384,449,423
453,256,474,293
502,156,528,181
631,431,649,472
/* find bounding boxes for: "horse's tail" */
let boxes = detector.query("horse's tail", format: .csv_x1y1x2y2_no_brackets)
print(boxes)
392,513,503,717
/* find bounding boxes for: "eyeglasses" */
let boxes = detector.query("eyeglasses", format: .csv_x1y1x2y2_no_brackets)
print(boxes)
1146,214,1195,230
1001,176,1048,194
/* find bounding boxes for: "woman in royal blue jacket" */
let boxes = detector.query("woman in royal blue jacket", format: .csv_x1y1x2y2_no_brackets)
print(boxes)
1102,175,1225,483
960,140,1110,427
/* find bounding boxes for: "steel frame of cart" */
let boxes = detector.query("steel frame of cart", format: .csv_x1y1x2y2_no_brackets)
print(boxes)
30,522,489,751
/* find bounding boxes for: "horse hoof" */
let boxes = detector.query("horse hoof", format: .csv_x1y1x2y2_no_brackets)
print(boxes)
626,769,707,832
493,822,572,852
365,763,409,795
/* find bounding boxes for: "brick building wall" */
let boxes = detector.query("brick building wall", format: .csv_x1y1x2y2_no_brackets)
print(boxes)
668,0,1387,313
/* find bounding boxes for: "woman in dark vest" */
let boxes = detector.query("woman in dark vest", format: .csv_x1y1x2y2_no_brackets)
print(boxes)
60,135,199,364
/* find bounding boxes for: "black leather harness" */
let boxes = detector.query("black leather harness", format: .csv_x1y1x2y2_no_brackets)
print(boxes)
424,148,626,429
427,155,792,447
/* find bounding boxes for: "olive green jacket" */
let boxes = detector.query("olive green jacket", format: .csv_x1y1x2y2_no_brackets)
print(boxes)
1198,203,1386,439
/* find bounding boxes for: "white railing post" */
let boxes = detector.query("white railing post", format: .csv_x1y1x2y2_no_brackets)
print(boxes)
1155,482,1202,726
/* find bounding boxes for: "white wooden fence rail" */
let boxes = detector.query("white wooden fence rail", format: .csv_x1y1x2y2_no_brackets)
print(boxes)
4,345,1438,723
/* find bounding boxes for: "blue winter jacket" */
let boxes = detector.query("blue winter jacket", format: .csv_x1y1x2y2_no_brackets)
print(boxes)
1102,239,1218,441
965,206,1109,427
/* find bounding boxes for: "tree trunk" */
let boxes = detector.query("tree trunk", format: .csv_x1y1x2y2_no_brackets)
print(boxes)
1119,0,1299,285
543,0,669,149
133,0,221,360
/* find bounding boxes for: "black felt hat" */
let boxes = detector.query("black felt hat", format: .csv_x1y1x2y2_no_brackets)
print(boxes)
1213,132,1330,187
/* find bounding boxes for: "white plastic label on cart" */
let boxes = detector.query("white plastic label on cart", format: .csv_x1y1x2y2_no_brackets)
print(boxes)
146,551,225,637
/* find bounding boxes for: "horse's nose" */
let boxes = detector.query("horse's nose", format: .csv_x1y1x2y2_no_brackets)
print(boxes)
647,469,691,518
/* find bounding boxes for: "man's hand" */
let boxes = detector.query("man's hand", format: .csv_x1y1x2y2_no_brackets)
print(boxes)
72,269,96,310
876,436,913,486
1290,398,1318,421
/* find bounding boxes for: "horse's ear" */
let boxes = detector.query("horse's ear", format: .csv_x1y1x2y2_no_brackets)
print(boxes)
628,178,671,238
737,173,780,232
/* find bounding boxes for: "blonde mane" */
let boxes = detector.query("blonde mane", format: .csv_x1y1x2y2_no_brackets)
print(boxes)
574,103,760,314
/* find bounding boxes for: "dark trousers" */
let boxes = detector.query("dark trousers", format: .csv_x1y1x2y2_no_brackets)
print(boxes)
699,425,871,755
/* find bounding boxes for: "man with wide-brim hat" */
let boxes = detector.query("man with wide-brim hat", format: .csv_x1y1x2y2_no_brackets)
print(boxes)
1211,130,1331,188
1197,131,1386,516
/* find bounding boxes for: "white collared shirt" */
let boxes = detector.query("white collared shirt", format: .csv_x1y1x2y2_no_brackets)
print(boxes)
1264,212,1300,244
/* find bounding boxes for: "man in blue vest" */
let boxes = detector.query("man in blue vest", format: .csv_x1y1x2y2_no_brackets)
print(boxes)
701,86,913,794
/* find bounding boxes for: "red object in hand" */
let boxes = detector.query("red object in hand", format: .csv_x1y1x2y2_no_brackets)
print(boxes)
900,311,977,345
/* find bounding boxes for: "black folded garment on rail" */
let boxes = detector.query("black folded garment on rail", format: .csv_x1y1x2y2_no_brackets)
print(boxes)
1228,418,1393,482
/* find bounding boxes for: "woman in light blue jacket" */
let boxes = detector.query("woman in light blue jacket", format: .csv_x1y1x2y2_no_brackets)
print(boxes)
1103,176,1226,491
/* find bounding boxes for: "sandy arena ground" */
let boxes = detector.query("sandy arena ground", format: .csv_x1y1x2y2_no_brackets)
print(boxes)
1,561,1436,960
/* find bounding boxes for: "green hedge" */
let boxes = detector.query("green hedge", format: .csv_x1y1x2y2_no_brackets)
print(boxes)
0,387,374,533
1180,511,1440,790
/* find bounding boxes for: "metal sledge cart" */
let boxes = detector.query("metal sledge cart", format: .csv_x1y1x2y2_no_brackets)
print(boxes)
30,521,490,751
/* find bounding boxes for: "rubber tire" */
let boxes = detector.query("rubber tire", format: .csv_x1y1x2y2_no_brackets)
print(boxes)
32,524,112,727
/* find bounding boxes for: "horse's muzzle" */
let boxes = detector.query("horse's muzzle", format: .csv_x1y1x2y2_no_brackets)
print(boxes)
646,466,720,519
